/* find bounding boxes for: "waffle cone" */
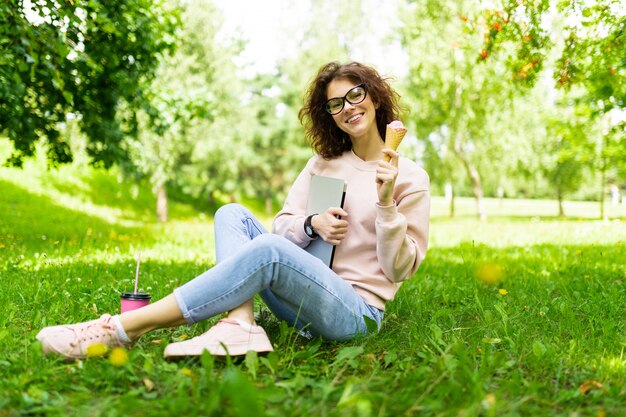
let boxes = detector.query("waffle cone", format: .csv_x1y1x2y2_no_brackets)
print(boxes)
384,126,407,162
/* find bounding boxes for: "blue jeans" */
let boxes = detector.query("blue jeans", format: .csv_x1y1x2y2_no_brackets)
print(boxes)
173,204,384,341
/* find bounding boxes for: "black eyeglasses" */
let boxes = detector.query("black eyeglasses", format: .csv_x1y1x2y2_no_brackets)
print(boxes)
324,83,367,115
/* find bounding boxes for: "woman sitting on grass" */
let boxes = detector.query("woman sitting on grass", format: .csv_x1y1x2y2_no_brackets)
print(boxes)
36,61,430,359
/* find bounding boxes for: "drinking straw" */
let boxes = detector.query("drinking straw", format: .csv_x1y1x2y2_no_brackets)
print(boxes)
134,251,141,294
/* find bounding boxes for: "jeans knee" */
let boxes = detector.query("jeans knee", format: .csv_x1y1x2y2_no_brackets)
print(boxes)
251,233,289,251
215,203,247,223
245,234,298,265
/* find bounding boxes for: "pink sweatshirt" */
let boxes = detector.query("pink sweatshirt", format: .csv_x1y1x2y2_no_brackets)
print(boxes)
272,150,430,310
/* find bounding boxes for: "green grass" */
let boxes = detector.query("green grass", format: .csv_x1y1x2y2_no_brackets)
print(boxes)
1,156,625,416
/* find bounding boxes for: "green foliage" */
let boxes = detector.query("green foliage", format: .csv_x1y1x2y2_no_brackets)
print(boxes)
541,104,596,208
124,0,244,217
401,0,625,206
0,0,179,167
401,0,547,217
555,0,626,107
190,0,370,209
476,0,552,85
2,0,625,215
482,0,626,196
605,121,626,183
127,0,355,211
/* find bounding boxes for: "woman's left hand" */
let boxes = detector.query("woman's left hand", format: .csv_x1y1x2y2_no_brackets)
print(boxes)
376,149,399,206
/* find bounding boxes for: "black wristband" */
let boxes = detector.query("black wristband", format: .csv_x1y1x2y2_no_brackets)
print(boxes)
304,214,318,238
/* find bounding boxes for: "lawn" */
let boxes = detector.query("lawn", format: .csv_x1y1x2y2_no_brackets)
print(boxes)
1,157,625,416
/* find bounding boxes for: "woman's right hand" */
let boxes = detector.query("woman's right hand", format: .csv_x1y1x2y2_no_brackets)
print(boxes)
311,207,349,245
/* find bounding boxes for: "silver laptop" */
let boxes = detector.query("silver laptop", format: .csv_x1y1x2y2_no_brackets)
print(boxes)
305,175,347,268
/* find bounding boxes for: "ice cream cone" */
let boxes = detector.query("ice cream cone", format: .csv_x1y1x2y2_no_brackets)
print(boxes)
384,121,407,162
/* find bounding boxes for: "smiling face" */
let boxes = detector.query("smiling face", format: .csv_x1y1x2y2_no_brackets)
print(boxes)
326,78,379,142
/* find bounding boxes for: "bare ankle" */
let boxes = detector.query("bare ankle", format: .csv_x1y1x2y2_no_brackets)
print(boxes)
226,312,256,326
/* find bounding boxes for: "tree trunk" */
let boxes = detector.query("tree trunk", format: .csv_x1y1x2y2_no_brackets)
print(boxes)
468,166,486,222
449,185,455,218
557,188,565,217
265,197,273,215
600,154,606,220
156,183,168,222
453,146,486,222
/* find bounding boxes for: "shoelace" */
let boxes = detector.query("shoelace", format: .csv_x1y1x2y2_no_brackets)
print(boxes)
69,315,115,347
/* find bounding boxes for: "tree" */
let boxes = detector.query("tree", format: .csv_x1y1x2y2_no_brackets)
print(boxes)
556,1,626,218
160,0,408,215
126,0,244,221
0,0,179,167
540,105,596,216
213,0,362,212
128,0,344,219
485,0,626,217
419,131,463,217
401,0,549,221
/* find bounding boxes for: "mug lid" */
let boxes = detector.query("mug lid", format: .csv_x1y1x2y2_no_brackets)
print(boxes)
121,292,151,300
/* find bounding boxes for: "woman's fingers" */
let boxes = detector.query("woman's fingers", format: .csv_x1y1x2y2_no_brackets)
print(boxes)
327,207,348,218
315,209,349,244
376,151,399,205
381,149,399,166
376,168,397,184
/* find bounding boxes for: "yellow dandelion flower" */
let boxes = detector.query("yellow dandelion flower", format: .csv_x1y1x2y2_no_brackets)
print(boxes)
181,368,193,377
476,262,503,285
499,289,508,295
109,347,129,366
86,343,108,358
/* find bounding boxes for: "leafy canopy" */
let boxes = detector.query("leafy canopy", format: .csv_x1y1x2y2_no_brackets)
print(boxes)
0,0,179,167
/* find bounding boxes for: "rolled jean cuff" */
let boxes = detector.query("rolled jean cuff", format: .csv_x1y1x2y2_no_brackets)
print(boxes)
173,287,194,325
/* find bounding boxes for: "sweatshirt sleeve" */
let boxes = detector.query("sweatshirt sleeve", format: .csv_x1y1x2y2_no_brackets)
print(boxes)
375,187,430,283
272,157,317,247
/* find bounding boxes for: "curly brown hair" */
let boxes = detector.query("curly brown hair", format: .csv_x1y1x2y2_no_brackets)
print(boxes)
298,61,403,159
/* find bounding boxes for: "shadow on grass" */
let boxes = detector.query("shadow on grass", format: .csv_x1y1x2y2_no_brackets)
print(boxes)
44,169,157,221
0,179,149,254
166,184,281,219
167,184,221,217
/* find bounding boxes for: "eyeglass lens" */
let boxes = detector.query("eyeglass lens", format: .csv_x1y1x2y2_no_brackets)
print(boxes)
325,84,367,115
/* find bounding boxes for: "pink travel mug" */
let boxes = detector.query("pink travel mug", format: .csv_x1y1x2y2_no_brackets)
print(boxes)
120,292,151,313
